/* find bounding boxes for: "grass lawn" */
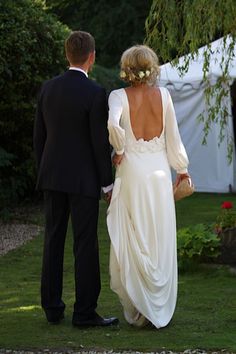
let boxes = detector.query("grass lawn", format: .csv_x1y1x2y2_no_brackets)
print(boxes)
0,193,236,352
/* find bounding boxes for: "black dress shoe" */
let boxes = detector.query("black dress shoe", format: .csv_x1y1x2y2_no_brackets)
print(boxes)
72,313,119,327
47,312,65,324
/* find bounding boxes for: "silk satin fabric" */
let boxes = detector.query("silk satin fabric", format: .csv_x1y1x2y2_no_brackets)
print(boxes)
107,87,189,328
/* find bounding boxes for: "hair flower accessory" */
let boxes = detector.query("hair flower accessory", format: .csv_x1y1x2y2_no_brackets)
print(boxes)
120,70,126,78
145,70,151,77
138,71,145,79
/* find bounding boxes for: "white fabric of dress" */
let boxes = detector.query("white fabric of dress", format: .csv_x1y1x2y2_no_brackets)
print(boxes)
107,87,189,328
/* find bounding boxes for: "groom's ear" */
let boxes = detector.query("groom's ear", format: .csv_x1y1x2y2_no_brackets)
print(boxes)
89,51,95,64
87,51,95,71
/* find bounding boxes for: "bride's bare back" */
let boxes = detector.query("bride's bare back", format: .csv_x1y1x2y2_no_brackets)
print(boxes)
125,85,163,141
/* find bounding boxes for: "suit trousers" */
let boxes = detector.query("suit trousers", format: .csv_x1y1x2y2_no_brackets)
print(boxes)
41,190,100,320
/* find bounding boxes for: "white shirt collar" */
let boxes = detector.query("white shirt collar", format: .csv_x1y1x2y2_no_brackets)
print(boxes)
69,67,88,77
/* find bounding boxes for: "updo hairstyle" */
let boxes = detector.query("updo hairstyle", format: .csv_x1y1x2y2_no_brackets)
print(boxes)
120,45,160,86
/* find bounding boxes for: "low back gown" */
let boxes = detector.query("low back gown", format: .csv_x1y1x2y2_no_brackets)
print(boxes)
107,87,189,328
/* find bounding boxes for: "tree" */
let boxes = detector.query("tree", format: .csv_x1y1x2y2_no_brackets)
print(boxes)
46,0,152,67
0,0,69,210
145,0,236,161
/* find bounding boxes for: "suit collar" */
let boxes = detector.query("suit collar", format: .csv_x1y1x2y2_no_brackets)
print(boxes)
69,67,88,77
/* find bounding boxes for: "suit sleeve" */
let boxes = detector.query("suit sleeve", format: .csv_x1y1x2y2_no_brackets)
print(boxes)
33,86,47,170
89,88,113,187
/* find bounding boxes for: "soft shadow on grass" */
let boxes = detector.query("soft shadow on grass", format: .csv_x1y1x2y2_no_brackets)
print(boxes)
0,193,236,351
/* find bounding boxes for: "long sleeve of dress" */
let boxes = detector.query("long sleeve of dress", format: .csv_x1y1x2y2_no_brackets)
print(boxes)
108,91,125,155
165,90,189,174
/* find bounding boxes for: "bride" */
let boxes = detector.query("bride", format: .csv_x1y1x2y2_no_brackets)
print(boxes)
107,45,190,328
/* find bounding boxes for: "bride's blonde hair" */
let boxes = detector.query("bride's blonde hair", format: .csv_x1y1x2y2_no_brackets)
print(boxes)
120,45,160,86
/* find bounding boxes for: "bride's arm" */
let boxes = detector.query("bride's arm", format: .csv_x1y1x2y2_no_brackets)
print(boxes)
165,90,189,174
108,91,125,155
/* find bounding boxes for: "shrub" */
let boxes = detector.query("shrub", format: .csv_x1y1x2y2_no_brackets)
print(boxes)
91,65,124,92
0,147,15,217
46,0,152,67
177,224,220,271
0,0,70,211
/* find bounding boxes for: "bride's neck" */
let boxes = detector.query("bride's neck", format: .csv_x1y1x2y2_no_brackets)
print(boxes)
130,83,151,90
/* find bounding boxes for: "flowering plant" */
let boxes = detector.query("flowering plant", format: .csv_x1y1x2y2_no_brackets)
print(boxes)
215,201,236,233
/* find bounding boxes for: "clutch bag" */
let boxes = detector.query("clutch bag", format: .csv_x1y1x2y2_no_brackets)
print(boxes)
173,177,195,201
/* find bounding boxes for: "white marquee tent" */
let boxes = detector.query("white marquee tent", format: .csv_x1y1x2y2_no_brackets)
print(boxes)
159,36,236,192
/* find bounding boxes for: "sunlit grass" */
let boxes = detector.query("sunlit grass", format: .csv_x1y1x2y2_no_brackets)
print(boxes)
0,193,236,351
2,305,41,313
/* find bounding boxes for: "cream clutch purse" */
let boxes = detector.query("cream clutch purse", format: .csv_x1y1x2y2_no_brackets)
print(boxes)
173,177,195,201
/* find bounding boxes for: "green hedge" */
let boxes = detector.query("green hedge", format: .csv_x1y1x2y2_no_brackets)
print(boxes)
0,0,69,211
0,1,127,214
46,0,152,67
91,65,124,93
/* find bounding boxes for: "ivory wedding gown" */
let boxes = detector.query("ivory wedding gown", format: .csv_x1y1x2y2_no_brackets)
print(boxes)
107,87,189,328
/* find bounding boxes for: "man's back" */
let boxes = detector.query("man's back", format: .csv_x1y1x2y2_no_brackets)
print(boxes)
38,30,118,328
34,69,112,197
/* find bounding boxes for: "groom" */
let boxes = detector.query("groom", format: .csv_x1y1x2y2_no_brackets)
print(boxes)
34,31,117,327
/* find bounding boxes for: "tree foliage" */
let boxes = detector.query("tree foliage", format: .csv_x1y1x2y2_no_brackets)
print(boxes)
0,0,69,209
91,65,124,93
46,0,152,67
145,0,236,63
145,0,236,161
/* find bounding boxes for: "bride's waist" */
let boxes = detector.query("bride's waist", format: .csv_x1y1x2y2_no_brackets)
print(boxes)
125,137,166,153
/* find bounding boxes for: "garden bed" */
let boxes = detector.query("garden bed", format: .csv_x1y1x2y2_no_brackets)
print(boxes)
0,222,41,256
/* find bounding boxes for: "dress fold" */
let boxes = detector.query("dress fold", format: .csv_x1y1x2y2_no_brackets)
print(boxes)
107,87,188,328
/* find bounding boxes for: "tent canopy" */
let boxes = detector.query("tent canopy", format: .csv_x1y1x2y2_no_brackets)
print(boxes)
160,36,236,89
159,36,236,193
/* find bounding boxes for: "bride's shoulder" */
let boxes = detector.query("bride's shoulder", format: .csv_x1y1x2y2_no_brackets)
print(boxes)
158,86,169,94
108,88,125,103
158,86,172,101
109,88,125,97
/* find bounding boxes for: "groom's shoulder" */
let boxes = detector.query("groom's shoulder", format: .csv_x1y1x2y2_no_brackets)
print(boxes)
87,77,105,92
41,73,65,91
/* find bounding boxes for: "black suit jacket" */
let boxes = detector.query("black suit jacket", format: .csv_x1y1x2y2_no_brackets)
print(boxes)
33,70,113,198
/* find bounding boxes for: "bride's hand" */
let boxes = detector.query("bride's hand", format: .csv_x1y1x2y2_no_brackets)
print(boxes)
175,173,190,187
112,153,124,167
104,190,112,205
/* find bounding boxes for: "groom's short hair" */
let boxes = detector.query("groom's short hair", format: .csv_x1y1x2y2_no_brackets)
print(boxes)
65,31,95,65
